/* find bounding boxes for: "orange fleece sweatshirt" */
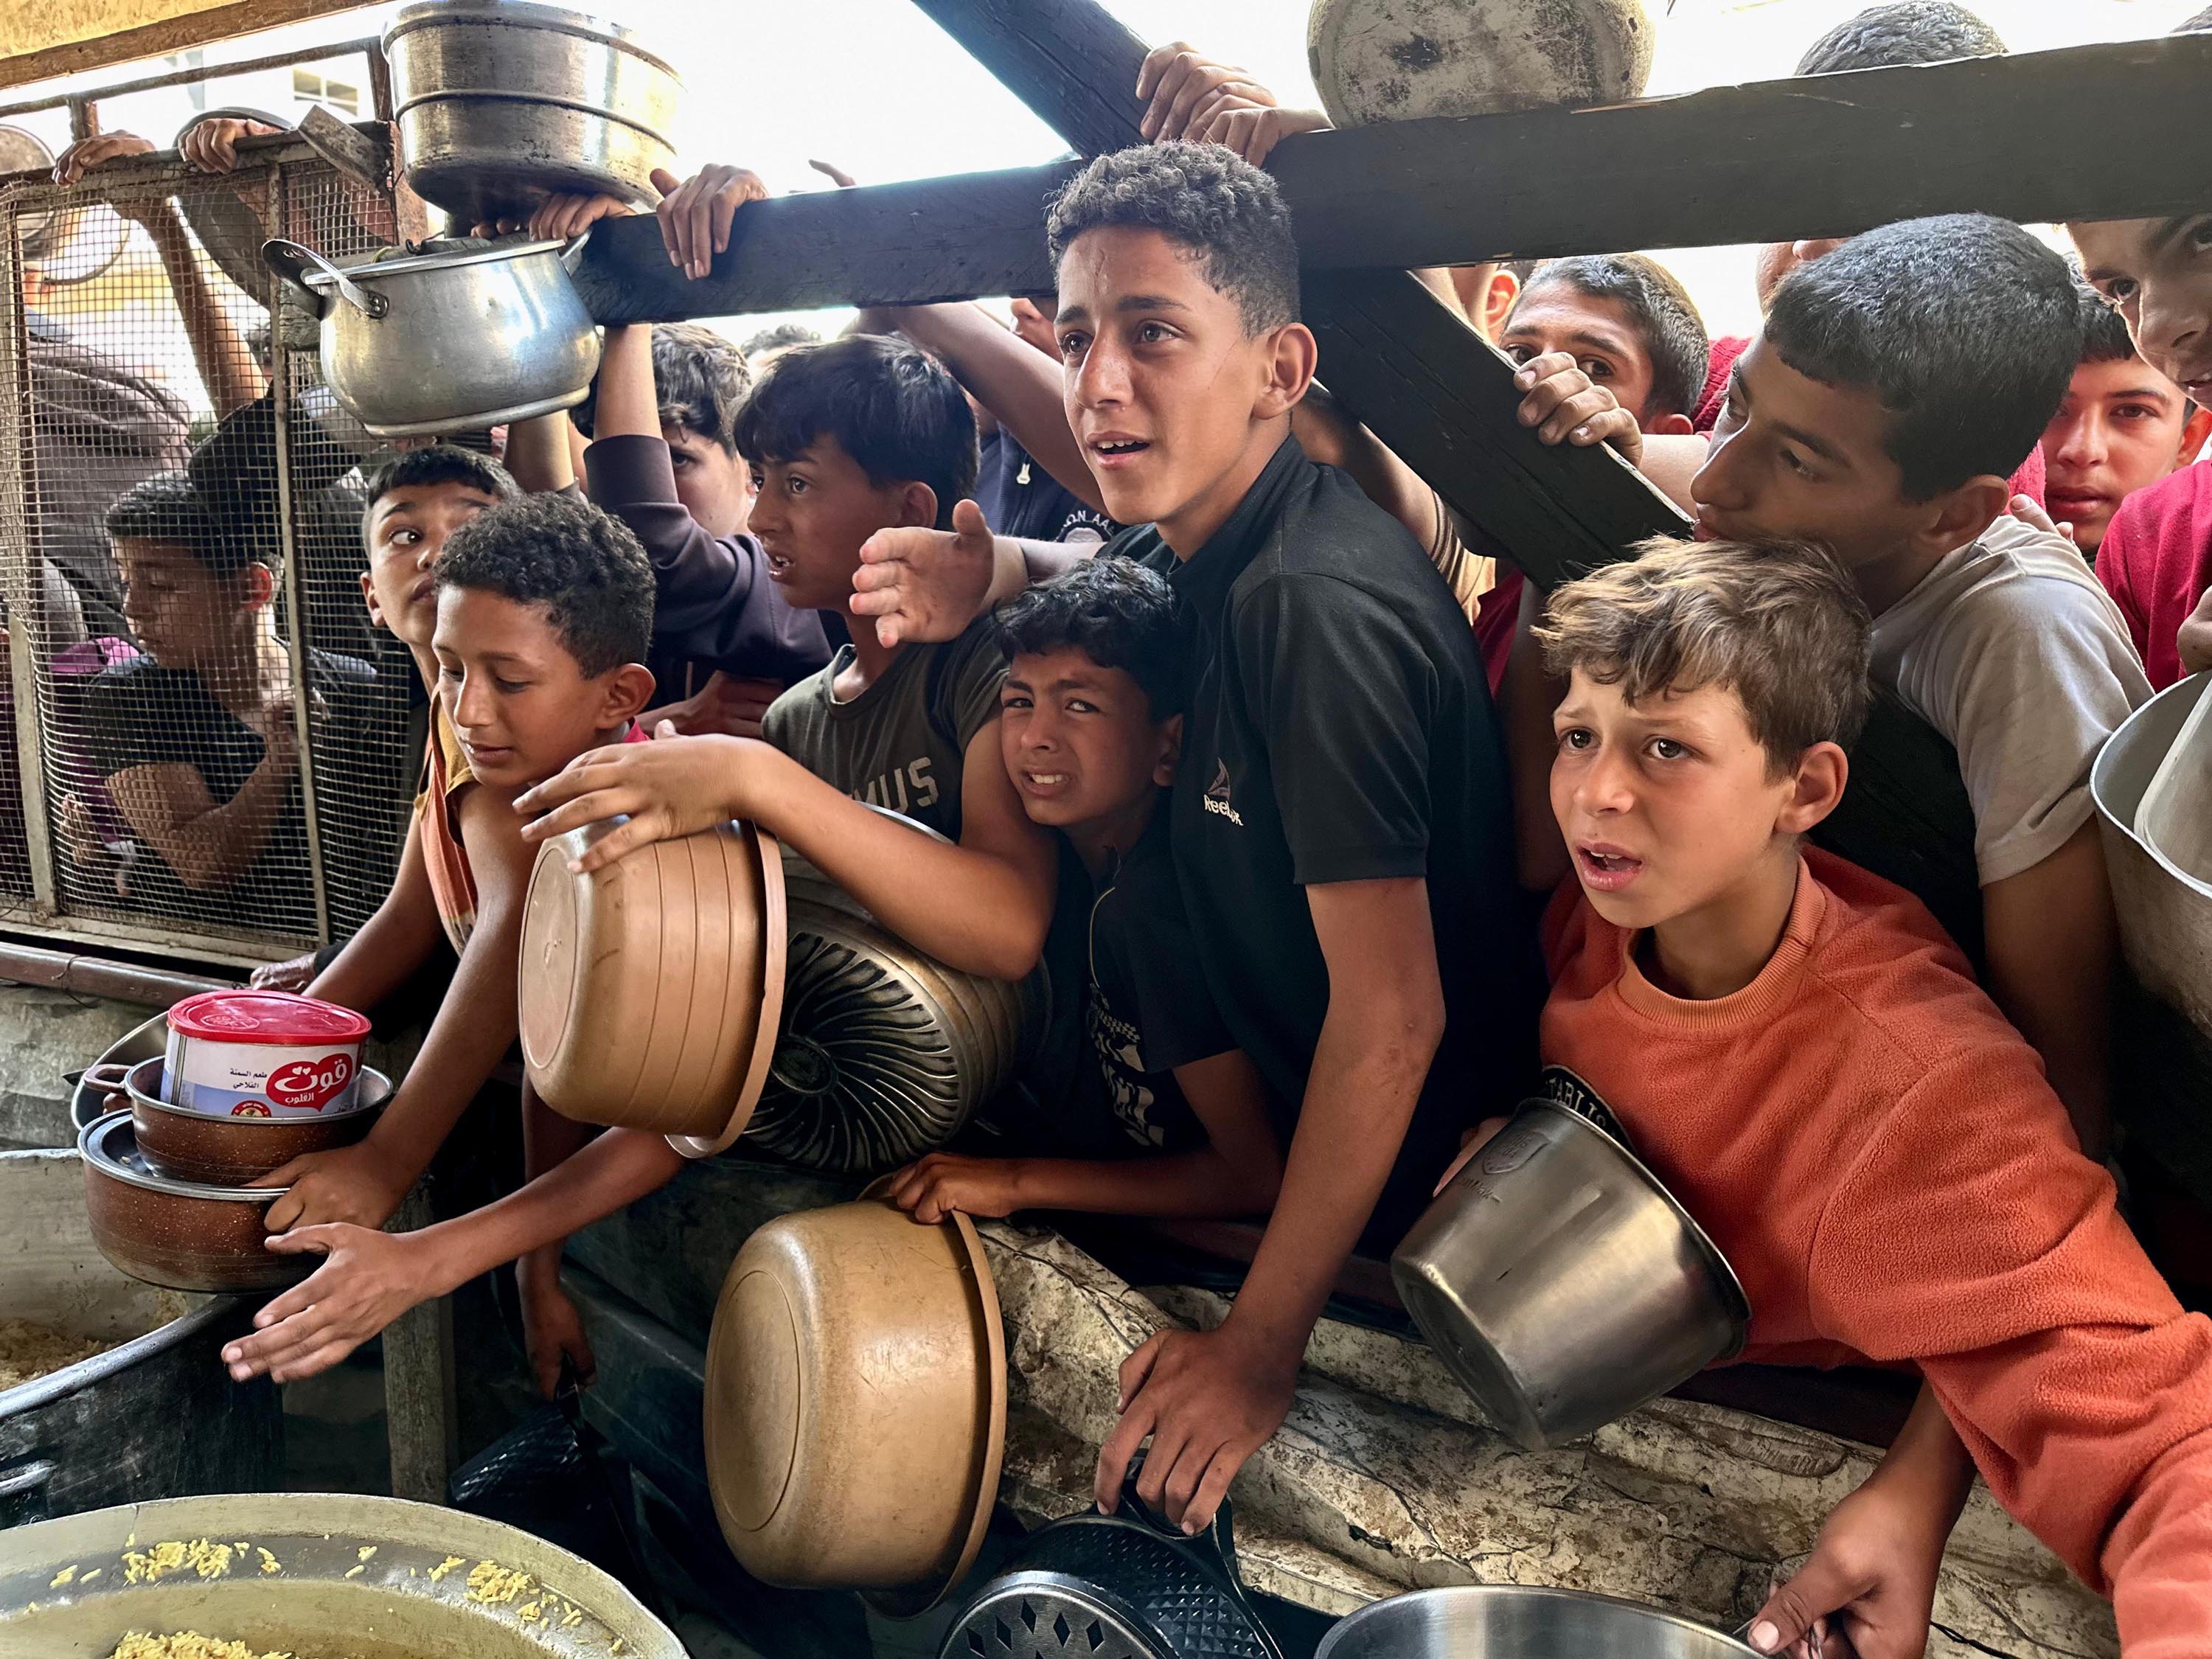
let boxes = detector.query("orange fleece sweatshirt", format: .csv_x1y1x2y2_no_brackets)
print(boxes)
1543,850,2212,1652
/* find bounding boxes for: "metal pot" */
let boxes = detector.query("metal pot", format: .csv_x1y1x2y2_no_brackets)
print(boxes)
940,1473,1284,1659
0,1150,279,1528
2093,672,2212,1041
383,0,682,228
262,232,600,437
68,1015,166,1134
1391,1101,1750,1450
121,1055,389,1186
78,1112,303,1295
0,1490,684,1657
1314,1585,1760,1658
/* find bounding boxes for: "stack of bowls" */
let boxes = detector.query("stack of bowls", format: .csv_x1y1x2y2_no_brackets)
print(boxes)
78,991,391,1294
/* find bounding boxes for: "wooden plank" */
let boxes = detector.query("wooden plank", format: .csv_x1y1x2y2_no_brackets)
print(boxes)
1268,33,2212,268
382,1181,457,1503
566,164,1065,326
0,0,375,95
911,0,1154,161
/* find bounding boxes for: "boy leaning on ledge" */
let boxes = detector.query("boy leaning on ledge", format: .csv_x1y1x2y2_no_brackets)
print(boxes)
1506,538,2212,1658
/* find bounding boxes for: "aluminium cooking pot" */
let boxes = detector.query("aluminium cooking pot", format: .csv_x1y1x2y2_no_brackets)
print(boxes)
1313,1585,1761,1658
262,232,600,437
383,0,682,228
940,1470,1284,1659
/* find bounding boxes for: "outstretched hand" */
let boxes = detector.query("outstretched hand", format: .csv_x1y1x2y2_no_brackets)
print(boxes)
1135,42,1328,165
850,497,999,647
1093,1321,1298,1535
1746,1467,1958,1659
514,728,760,872
221,1224,440,1383
1512,350,1644,468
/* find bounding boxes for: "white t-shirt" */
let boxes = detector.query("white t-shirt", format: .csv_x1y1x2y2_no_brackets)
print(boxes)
1869,515,2149,887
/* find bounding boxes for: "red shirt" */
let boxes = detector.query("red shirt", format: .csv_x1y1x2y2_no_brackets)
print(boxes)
2096,460,2211,690
1694,336,2046,506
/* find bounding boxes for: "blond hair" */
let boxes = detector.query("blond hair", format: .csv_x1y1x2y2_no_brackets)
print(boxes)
1535,537,1871,773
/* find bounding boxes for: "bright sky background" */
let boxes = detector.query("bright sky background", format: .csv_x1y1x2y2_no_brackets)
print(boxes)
7,0,2204,346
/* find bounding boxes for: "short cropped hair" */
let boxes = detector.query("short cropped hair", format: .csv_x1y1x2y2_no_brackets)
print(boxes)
742,322,822,358
434,495,653,678
1764,214,2081,500
2176,3,2212,30
1537,537,1872,773
1046,142,1299,335
732,334,976,530
105,473,265,579
993,556,1188,720
359,445,519,545
2077,282,2140,366
1516,254,1710,420
574,322,752,453
1794,2,2004,74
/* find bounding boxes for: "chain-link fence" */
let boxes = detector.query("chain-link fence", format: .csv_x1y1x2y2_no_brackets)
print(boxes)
0,143,419,964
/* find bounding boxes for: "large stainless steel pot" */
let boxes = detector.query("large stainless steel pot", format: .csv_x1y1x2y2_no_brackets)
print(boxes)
264,233,599,436
1391,1102,1749,1450
0,1491,684,1658
384,0,682,228
2093,672,2212,1040
1314,1585,1759,1659
0,1149,278,1528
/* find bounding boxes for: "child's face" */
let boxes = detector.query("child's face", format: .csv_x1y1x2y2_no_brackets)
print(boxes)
118,539,261,672
1501,285,1670,432
2040,355,2211,554
1692,338,1979,574
746,434,928,614
2069,215,2212,407
363,480,504,653
999,647,1178,835
1550,670,1829,935
430,586,650,792
665,422,754,538
1053,225,1307,541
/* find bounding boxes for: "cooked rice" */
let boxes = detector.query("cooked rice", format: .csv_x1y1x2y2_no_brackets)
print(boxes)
105,1636,305,1659
0,1318,114,1389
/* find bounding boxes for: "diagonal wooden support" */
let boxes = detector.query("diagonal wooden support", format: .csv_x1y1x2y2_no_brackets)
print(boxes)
905,0,1686,578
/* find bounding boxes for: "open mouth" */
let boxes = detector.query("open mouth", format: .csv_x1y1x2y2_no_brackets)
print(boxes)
1087,434,1151,469
1574,843,1645,891
765,552,793,580
1020,771,1071,793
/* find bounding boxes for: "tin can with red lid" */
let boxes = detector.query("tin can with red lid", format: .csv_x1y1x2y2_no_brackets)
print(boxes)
162,990,373,1119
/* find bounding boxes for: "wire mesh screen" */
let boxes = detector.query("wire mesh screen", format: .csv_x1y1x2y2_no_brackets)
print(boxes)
0,148,417,960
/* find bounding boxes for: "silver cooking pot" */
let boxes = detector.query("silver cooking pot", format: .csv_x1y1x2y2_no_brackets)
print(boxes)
2093,672,2212,1040
1391,1101,1750,1450
383,0,681,228
262,233,600,437
1315,1586,1761,1659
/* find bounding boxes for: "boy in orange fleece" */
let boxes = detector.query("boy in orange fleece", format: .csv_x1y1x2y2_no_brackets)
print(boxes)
1521,538,2212,1658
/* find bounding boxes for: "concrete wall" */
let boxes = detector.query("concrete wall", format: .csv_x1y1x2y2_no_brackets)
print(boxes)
0,985,161,1151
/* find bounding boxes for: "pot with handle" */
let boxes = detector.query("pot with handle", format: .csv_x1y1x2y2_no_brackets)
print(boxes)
263,232,600,436
1313,1584,1764,1658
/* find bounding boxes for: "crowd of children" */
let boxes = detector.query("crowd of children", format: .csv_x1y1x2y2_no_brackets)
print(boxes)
32,0,2212,1651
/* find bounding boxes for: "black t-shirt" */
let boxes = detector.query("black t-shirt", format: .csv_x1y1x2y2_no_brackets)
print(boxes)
978,431,1119,546
1116,435,1542,1248
84,648,377,936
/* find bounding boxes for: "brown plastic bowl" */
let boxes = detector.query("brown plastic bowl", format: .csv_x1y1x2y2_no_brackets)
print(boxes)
122,1054,390,1185
704,1196,1004,1607
79,1110,307,1293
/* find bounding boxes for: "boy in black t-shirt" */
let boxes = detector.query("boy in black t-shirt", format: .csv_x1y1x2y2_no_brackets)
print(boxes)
886,557,1281,1225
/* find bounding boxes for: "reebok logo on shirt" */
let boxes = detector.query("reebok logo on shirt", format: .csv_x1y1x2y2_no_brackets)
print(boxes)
1203,759,1244,827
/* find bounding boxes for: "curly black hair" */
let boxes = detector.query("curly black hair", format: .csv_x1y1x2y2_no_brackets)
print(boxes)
1794,1,2004,74
434,494,653,677
1766,215,2081,501
574,322,754,453
1046,142,1298,335
1514,254,1710,421
993,555,1188,720
105,472,269,579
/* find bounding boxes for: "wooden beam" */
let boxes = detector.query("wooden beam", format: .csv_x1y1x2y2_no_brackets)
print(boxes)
0,0,374,95
566,163,1065,325
1267,33,2212,268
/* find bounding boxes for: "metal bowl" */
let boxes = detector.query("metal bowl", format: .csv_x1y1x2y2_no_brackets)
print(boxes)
2093,672,2212,1041
1391,1102,1749,1450
78,1112,302,1295
0,1489,684,1656
68,1014,167,1133
1315,1585,1759,1658
121,1055,389,1186
383,0,682,228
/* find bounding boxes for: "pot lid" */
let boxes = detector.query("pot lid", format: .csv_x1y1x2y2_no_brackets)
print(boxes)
167,990,372,1046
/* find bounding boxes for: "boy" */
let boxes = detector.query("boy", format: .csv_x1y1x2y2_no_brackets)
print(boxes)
86,473,373,934
887,557,1281,1225
849,142,1539,1537
1498,255,1706,439
2039,282,2210,563
220,332,1061,1388
1523,214,2146,1158
1524,538,2212,1657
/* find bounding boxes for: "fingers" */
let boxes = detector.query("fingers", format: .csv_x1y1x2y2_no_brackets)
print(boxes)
260,1189,305,1234
1747,1555,1855,1655
709,169,765,257
53,133,153,186
1178,1443,1244,1536
1434,1115,1512,1195
807,159,858,189
262,1223,344,1257
647,166,681,199
951,496,992,540
247,1155,313,1192
1136,42,1183,101
1118,1329,1167,1411
1093,1390,1156,1514
1159,1427,1230,1530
